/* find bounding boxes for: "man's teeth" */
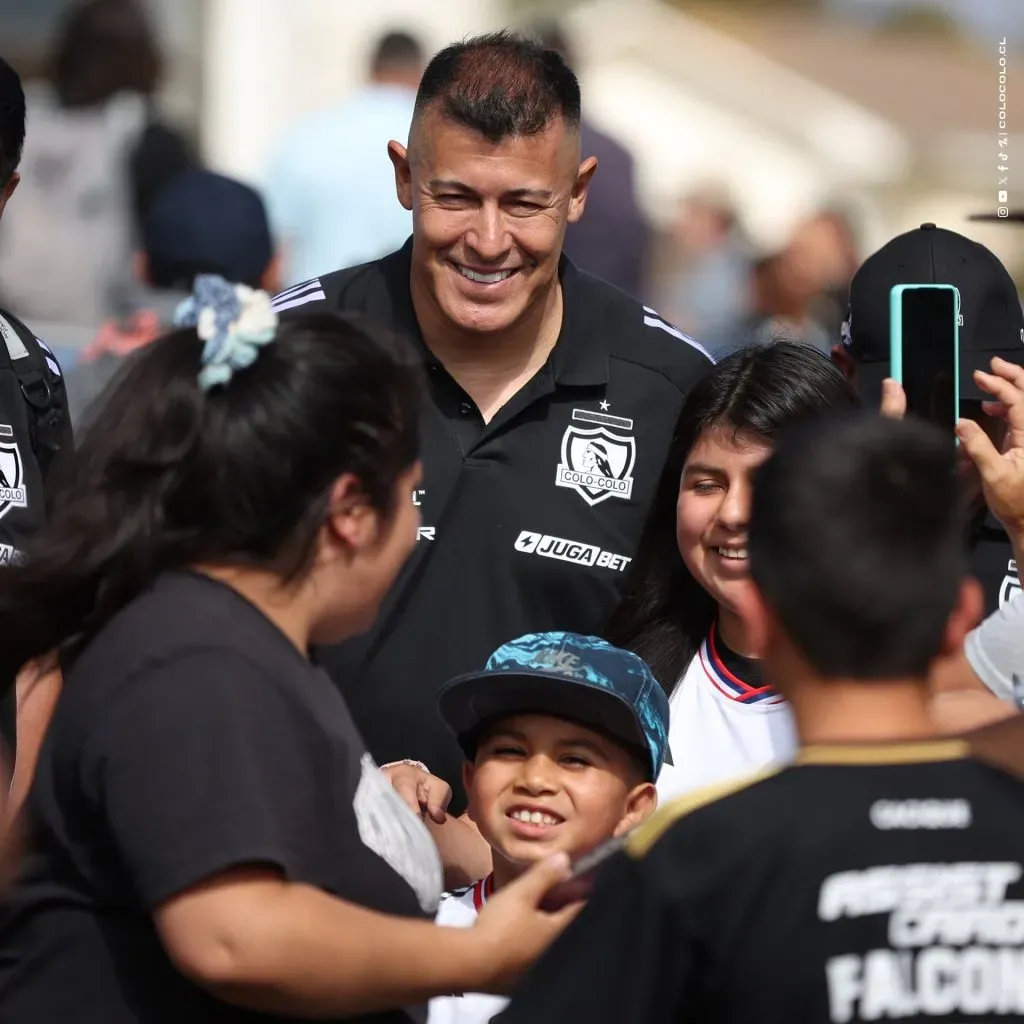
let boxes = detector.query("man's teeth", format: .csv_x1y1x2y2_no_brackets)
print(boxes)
456,265,515,284
510,809,560,826
716,547,748,560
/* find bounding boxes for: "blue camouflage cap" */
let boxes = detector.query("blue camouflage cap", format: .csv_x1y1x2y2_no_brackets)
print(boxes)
438,631,671,780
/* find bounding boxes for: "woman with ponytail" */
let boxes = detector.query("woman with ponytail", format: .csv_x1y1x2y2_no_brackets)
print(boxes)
0,277,577,1024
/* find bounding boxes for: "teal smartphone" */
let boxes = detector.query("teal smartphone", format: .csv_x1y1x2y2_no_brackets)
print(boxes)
889,284,960,435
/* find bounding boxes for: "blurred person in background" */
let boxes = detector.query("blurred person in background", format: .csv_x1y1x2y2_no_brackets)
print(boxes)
798,207,861,340
533,23,650,299
0,0,196,328
64,168,281,427
656,187,753,344
264,30,425,287
605,343,859,800
700,209,857,361
0,55,73,833
273,31,713,813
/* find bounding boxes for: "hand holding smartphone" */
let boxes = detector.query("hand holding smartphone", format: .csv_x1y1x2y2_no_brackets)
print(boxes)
889,284,960,434
539,834,628,912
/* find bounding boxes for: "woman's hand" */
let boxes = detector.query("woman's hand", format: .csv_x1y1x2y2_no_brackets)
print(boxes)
381,761,451,825
471,853,581,994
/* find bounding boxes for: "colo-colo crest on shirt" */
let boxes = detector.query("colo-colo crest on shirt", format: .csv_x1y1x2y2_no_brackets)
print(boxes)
0,424,28,522
555,409,636,507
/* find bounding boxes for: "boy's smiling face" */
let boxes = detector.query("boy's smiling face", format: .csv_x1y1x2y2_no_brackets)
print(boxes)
463,713,657,884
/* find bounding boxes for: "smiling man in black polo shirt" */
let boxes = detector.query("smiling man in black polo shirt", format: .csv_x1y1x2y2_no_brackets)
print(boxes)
272,31,713,806
832,223,1024,615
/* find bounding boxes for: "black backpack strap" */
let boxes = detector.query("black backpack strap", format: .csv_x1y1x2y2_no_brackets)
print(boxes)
0,308,68,481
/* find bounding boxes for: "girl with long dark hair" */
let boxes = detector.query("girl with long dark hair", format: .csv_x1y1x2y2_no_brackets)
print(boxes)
0,278,574,1024
605,341,860,800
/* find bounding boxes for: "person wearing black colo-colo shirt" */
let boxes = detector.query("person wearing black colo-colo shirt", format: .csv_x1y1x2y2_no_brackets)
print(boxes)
272,32,713,811
497,412,1024,1024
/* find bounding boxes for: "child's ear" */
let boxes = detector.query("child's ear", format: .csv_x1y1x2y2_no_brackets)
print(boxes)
613,782,659,837
461,760,477,822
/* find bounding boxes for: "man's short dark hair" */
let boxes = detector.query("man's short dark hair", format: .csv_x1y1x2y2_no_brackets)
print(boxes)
371,30,424,74
749,413,964,680
0,56,25,187
413,30,581,143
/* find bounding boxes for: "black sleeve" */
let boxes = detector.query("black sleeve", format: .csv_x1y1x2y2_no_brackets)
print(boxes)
495,851,688,1024
80,649,335,909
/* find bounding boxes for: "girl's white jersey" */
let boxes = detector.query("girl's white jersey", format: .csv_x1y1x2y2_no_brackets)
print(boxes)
657,629,797,802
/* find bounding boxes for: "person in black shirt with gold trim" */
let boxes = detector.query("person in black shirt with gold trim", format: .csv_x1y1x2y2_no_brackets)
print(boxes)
497,400,1024,1024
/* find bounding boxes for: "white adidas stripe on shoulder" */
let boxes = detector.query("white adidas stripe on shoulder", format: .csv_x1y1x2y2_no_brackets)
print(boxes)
274,278,322,301
642,307,715,363
271,278,326,312
35,338,62,377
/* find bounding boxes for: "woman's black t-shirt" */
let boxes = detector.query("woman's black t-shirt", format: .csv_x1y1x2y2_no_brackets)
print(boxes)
0,572,444,1024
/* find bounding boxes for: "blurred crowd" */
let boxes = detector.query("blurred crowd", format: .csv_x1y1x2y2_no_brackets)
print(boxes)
0,0,886,425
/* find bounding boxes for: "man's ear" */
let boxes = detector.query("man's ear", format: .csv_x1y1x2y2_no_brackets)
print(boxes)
831,344,856,381
614,781,658,836
940,576,985,656
260,253,284,295
567,156,598,225
0,171,20,220
388,140,413,212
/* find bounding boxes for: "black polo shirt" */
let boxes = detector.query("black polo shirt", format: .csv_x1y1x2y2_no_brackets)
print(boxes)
969,508,1020,614
496,737,1024,1024
272,242,713,807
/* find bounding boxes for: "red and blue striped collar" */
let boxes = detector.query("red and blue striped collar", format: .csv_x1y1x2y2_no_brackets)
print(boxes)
699,623,785,706
472,874,495,911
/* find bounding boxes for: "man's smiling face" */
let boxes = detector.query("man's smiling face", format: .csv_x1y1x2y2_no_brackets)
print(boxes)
390,105,593,337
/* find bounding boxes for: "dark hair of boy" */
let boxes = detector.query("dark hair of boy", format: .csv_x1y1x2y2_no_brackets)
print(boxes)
412,29,580,143
0,312,421,687
605,341,860,689
749,412,965,679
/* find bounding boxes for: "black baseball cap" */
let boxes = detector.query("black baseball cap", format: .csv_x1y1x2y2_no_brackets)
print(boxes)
841,223,1024,406
142,169,274,289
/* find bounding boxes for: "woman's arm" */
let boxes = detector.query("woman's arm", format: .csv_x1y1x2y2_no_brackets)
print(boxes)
427,813,493,890
156,858,574,1018
382,761,493,889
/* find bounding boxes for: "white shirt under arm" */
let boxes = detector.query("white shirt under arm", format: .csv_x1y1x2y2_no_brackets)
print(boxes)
964,592,1024,705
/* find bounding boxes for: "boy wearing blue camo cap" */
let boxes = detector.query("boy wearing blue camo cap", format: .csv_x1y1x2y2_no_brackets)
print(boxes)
427,631,669,1024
